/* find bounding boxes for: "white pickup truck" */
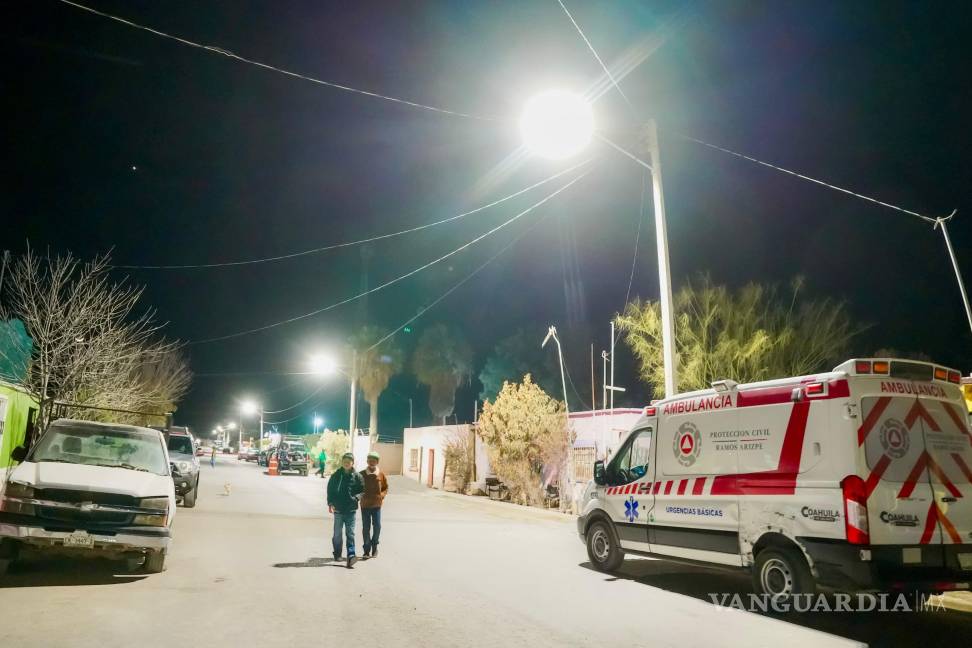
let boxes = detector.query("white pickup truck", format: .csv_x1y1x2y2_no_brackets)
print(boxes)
0,419,176,574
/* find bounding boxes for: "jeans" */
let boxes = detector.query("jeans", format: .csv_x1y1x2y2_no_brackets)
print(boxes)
332,510,356,558
361,507,382,552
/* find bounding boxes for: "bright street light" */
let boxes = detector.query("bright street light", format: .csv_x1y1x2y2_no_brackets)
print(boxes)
240,400,259,416
520,90,594,160
313,416,324,428
308,353,339,376
225,422,237,430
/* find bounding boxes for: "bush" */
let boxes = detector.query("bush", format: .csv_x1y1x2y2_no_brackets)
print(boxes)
444,429,474,493
308,430,351,473
477,375,568,507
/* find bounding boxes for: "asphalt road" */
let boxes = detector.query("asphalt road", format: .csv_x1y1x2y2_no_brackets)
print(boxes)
2,455,971,647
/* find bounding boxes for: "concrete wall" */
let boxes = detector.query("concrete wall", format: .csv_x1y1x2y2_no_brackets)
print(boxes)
403,424,473,490
569,408,644,461
350,434,404,474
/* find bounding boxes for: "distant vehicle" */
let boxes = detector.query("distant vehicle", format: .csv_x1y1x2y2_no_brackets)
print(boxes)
257,447,273,467
164,427,200,508
0,419,175,575
195,445,209,457
239,446,259,462
275,442,309,476
579,358,972,596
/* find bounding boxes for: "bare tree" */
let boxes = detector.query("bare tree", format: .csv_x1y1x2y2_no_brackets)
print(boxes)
0,249,186,435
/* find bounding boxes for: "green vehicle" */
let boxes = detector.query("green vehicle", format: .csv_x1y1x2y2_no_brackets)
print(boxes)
0,380,38,470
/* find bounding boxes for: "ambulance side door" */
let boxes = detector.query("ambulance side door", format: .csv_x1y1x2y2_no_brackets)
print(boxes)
602,427,654,553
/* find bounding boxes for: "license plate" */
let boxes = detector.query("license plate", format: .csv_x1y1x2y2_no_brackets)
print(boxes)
959,553,972,570
63,531,94,549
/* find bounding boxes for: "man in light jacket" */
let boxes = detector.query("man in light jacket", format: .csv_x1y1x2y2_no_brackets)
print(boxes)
359,451,389,558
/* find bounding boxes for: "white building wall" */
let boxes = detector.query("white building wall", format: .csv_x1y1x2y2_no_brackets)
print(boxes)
403,424,472,489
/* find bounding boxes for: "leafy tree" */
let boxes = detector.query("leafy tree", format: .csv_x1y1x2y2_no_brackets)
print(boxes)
350,325,404,448
477,375,568,507
478,330,560,403
616,275,859,397
413,323,473,424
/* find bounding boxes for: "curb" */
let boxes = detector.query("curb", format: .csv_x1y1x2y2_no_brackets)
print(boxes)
422,485,577,522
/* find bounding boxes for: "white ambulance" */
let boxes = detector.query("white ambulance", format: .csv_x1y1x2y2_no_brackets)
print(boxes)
577,358,972,596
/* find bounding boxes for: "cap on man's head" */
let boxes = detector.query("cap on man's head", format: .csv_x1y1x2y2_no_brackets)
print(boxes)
367,451,380,461
341,452,354,462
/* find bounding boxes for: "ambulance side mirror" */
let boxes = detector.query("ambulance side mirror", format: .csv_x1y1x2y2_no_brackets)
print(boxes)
10,446,27,463
593,460,606,485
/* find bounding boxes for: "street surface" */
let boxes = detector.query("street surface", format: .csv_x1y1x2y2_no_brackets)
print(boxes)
2,455,971,647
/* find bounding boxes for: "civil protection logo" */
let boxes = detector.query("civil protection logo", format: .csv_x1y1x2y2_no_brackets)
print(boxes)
674,422,702,467
879,418,910,459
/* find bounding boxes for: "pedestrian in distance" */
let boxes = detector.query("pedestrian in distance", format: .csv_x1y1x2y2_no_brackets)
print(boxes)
327,452,364,568
316,448,328,478
210,446,216,468
359,451,388,558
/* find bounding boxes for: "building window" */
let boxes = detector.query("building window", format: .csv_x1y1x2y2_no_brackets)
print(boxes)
573,446,595,483
409,448,419,471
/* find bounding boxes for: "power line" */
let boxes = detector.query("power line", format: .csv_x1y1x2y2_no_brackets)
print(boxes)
555,0,636,115
115,159,593,269
365,198,559,351
263,383,328,414
189,165,595,345
673,132,938,225
56,0,494,122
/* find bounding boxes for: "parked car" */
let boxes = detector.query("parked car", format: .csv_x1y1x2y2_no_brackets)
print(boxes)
257,447,273,467
0,419,175,575
275,442,309,476
239,446,259,462
164,429,200,508
195,445,210,457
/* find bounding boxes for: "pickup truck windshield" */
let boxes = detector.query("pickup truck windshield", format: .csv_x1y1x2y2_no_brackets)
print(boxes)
31,423,168,476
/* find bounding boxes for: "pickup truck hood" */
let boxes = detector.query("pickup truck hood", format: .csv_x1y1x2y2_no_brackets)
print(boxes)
8,461,173,499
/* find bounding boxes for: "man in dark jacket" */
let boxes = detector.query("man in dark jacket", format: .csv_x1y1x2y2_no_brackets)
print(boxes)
359,451,389,558
327,452,365,568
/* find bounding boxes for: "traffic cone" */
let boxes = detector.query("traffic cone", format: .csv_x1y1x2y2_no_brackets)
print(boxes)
268,455,279,476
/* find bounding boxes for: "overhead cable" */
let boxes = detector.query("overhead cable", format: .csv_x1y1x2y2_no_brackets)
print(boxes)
115,159,593,269
56,0,494,122
189,165,595,345
673,132,938,225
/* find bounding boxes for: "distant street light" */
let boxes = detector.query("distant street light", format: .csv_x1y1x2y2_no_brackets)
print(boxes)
520,90,594,160
313,415,324,434
240,400,263,444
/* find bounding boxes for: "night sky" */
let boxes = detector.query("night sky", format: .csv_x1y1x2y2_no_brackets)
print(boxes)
4,1,971,439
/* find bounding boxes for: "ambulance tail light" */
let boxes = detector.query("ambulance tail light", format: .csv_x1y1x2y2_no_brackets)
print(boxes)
948,370,961,385
855,361,872,374
872,361,889,375
935,367,948,382
842,475,870,545
643,406,657,417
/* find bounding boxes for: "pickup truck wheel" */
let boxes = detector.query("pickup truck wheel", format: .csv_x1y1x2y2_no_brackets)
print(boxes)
752,547,815,596
143,550,167,574
183,485,197,508
586,519,624,572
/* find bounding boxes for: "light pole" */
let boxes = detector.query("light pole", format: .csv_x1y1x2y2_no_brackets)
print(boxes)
240,400,263,444
308,350,355,452
313,414,323,435
542,326,574,490
520,92,678,397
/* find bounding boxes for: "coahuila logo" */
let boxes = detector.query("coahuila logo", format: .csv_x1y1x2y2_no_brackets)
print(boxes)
880,511,920,527
801,506,840,523
674,422,702,467
879,418,910,459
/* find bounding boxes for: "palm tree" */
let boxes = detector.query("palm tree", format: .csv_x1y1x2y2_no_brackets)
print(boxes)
413,324,473,424
350,326,404,449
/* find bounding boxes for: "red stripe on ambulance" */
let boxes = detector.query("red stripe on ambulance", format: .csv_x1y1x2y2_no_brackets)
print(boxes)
858,396,891,446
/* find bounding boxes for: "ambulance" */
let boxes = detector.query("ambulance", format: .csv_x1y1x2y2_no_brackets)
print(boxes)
577,358,972,596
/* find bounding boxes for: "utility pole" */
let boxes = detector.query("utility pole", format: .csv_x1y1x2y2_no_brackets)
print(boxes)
408,398,413,428
610,321,616,412
936,213,972,337
601,350,608,414
542,326,574,510
647,119,678,397
590,344,596,414
348,348,358,453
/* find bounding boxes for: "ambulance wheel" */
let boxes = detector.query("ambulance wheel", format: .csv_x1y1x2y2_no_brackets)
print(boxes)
753,548,815,597
587,520,624,572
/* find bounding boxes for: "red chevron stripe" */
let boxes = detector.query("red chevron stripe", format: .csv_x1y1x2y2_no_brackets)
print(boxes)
692,477,706,496
858,397,891,446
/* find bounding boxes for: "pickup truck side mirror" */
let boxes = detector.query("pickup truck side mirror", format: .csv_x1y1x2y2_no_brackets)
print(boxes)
593,460,606,486
10,446,28,463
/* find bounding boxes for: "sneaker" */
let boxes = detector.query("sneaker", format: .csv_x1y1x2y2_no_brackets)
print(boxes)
347,556,358,569
363,548,371,558
371,546,378,558
333,553,341,562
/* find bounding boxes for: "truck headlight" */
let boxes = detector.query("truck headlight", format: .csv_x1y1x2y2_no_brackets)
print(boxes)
4,481,34,499
1,481,36,515
177,461,191,473
134,497,170,527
